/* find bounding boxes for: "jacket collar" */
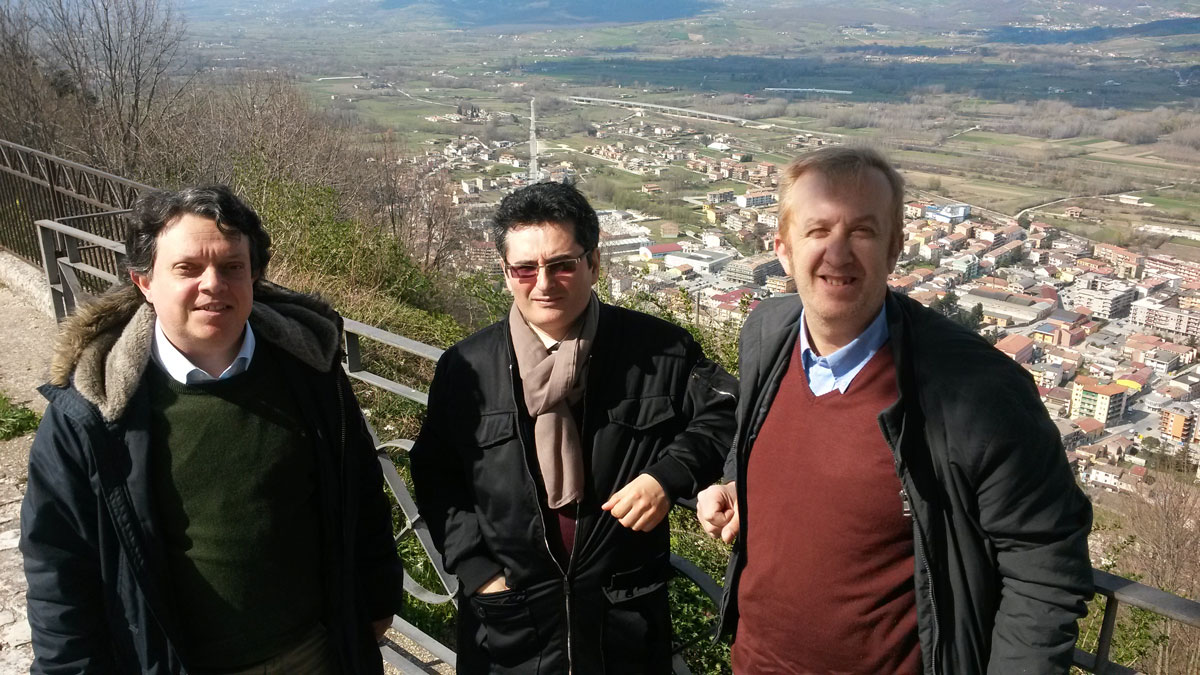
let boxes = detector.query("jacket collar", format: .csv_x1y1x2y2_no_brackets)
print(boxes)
880,292,915,448
747,292,920,455
49,281,344,422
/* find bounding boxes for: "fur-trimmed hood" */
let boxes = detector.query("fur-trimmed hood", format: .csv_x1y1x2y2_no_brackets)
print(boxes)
49,280,344,422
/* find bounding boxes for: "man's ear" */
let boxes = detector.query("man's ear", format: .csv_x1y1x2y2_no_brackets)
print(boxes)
588,248,601,284
888,241,903,271
775,232,794,278
130,270,153,303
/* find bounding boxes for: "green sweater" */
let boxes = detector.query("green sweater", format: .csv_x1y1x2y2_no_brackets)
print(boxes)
147,342,324,671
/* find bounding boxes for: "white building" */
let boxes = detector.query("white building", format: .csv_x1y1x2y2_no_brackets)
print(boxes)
735,190,776,209
662,249,736,276
1076,274,1137,319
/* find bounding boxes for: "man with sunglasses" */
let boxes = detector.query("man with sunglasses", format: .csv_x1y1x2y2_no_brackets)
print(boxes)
411,181,737,674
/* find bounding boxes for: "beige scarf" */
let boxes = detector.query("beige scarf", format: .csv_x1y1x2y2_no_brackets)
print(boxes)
508,293,600,509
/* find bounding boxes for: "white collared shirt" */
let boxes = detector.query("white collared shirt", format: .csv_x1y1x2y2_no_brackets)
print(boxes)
151,319,256,385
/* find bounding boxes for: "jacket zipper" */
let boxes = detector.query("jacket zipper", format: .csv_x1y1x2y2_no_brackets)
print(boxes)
337,374,349,546
336,369,354,666
71,392,191,673
564,362,590,675
508,362,573,673
901,483,941,675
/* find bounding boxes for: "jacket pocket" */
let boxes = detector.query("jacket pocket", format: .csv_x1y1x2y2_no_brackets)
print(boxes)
464,412,521,486
469,588,541,668
471,412,518,447
600,555,673,672
606,396,676,431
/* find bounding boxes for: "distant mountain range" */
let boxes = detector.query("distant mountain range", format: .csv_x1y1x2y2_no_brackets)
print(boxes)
989,17,1200,44
179,0,1198,34
376,0,717,25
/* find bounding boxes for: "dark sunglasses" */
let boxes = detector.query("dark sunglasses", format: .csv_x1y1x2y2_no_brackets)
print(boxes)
504,251,591,281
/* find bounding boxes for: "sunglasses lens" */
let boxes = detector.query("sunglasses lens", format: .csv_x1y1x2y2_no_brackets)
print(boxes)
505,253,587,281
552,259,579,275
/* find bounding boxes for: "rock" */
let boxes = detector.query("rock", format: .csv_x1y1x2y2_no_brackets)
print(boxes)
0,530,17,551
0,618,30,647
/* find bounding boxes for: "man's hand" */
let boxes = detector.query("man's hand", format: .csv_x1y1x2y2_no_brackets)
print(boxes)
476,573,510,595
696,482,739,543
602,473,670,531
371,617,391,641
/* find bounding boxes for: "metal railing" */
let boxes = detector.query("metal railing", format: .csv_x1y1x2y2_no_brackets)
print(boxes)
9,149,1200,674
36,215,129,320
0,139,148,266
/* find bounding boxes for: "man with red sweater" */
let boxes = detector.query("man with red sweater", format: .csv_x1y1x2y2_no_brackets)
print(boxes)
697,147,1093,674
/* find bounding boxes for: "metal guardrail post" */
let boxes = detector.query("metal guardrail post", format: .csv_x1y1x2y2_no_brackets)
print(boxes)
1094,593,1120,675
375,440,459,606
37,226,66,322
345,331,363,373
61,234,84,314
45,155,65,226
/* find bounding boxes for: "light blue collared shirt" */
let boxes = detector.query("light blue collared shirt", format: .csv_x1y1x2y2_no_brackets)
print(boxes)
151,319,256,385
799,305,889,396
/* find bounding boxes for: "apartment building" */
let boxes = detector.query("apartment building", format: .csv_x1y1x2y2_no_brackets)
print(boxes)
1159,403,1197,448
1075,274,1137,319
1069,376,1128,426
723,253,785,286
1130,294,1200,339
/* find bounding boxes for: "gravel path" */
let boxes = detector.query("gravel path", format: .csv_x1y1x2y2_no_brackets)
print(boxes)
0,283,55,674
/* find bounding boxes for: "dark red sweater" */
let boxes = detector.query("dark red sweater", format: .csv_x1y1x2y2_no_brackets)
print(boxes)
732,342,920,674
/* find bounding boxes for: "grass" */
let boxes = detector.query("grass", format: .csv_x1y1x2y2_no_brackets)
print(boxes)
0,392,40,440
1142,191,1200,215
954,131,1030,146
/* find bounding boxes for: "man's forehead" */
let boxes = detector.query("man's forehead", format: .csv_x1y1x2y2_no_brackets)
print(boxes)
788,170,892,214
155,217,249,258
159,215,244,240
506,221,579,258
511,219,572,234
797,166,891,196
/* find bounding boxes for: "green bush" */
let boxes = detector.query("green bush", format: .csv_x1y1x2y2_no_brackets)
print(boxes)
0,393,40,440
669,507,733,674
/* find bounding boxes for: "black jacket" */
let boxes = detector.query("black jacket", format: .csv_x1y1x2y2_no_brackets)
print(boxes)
719,293,1093,675
410,303,737,674
20,283,403,675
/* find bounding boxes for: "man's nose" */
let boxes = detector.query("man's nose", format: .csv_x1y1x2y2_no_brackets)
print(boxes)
534,265,556,291
198,266,224,291
823,232,853,264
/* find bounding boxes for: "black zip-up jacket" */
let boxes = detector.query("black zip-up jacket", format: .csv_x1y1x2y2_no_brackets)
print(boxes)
410,303,737,674
718,293,1093,674
20,283,403,674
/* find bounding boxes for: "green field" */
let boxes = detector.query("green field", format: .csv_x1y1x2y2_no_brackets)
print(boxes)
1064,137,1110,146
236,1,1200,227
954,132,1031,146
1142,190,1200,218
